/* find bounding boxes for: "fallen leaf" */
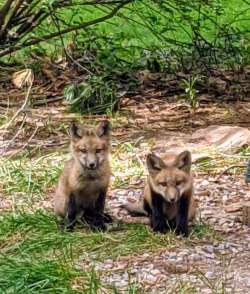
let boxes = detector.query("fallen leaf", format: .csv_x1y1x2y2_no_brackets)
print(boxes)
224,203,243,213
12,69,34,88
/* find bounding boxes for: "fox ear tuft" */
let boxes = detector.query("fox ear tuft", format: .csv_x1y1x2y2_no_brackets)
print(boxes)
69,122,82,139
175,151,191,172
96,120,110,137
146,153,165,173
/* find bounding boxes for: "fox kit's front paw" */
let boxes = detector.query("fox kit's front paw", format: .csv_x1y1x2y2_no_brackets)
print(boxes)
102,212,112,224
91,218,106,231
58,218,76,232
151,219,168,234
86,214,107,231
176,226,189,237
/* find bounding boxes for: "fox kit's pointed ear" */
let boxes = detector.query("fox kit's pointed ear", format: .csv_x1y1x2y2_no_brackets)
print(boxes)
147,153,165,173
96,120,110,138
175,150,191,172
69,122,82,139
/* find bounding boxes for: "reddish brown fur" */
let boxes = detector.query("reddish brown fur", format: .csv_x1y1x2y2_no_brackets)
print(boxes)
145,151,195,220
123,151,196,235
54,121,111,230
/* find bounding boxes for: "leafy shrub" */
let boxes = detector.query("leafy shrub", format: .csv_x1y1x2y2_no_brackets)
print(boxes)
64,77,116,114
63,35,140,114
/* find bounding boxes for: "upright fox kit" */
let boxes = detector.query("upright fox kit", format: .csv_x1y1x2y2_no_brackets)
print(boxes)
124,151,196,236
54,120,112,231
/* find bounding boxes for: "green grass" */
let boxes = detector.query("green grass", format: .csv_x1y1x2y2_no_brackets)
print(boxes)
0,208,218,293
0,211,147,293
0,210,174,258
0,132,230,293
0,155,63,195
0,141,147,200
191,146,246,174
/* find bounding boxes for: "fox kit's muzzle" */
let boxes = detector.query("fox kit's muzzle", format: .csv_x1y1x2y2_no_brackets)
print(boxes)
166,185,180,203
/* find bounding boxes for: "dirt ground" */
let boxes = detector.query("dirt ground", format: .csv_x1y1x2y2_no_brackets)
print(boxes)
1,96,250,293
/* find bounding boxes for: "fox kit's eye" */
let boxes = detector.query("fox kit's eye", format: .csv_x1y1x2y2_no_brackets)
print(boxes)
96,149,103,154
160,182,167,187
176,178,184,186
79,148,87,153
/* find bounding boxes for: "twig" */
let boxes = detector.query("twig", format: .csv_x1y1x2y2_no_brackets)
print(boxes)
2,0,25,33
215,165,245,181
0,0,13,31
8,125,39,159
0,96,64,107
3,77,33,130
1,73,33,155
49,6,93,75
0,113,27,155
0,1,132,57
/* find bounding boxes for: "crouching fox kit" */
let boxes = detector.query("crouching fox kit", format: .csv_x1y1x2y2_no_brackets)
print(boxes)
124,151,196,236
54,120,112,231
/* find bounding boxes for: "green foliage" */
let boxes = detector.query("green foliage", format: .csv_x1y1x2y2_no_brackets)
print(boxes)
180,75,200,108
63,36,140,114
1,0,249,113
64,77,117,114
58,0,250,113
1,0,250,68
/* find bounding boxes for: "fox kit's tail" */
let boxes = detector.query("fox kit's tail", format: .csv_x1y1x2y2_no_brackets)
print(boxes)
121,201,148,217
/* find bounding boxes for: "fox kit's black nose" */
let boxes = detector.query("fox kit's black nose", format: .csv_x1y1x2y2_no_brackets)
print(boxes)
88,162,96,169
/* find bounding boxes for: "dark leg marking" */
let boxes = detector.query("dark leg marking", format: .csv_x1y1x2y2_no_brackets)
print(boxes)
102,212,112,224
95,190,106,215
65,193,77,231
95,190,112,227
176,197,190,237
143,200,151,216
150,192,168,234
167,218,176,230
83,191,110,231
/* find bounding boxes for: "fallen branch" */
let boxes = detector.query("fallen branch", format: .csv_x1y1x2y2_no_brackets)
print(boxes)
0,96,64,107
215,165,246,181
8,124,39,159
3,75,33,129
1,113,27,156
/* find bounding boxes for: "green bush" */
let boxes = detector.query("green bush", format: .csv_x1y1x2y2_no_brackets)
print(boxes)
1,0,249,113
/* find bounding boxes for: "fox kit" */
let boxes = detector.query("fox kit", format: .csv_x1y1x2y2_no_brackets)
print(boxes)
54,120,112,231
123,151,196,236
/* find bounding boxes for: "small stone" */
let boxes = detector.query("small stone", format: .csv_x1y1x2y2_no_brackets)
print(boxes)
151,269,161,275
226,273,234,280
189,253,201,261
218,218,228,225
104,262,113,269
217,244,225,251
168,252,177,259
224,203,242,213
201,180,210,186
127,197,136,203
145,274,158,284
190,275,198,282
230,247,239,253
205,271,215,279
203,245,214,254
204,253,215,259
